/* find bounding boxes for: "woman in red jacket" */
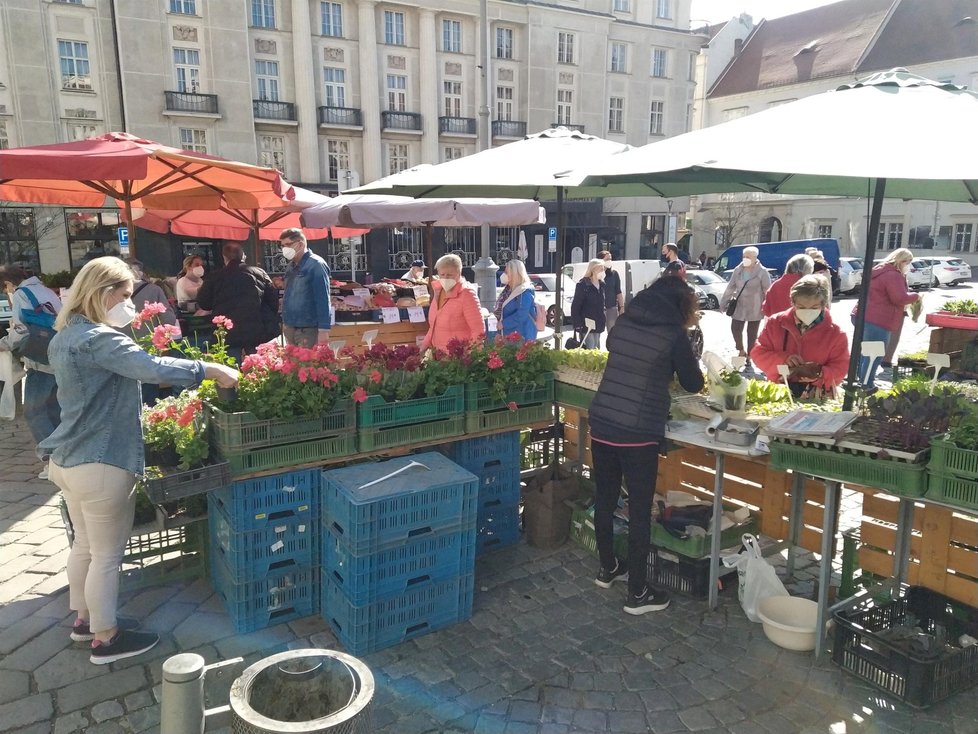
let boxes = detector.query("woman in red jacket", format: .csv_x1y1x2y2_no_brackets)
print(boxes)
761,253,814,317
421,254,486,352
752,275,849,399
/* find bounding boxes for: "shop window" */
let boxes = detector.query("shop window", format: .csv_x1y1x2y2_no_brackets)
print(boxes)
66,210,121,269
0,208,40,273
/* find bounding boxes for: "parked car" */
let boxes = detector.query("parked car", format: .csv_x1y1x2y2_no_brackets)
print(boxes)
872,257,931,289
685,269,727,309
918,256,973,287
0,294,10,339
527,273,564,327
838,257,863,294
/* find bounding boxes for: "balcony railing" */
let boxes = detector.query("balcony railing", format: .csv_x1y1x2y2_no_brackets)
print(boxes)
551,123,585,133
439,116,477,135
253,100,297,121
318,106,363,126
492,120,527,138
382,111,423,131
164,91,219,115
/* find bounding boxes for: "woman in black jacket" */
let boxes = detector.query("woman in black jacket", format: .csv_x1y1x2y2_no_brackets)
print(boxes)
589,276,704,615
570,259,607,348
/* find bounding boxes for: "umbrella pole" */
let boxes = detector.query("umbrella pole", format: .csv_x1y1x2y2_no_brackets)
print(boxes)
551,186,567,480
123,190,137,260
425,223,434,281
842,177,886,411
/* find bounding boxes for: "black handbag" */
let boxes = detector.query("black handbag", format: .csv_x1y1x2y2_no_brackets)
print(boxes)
10,288,57,365
724,279,750,317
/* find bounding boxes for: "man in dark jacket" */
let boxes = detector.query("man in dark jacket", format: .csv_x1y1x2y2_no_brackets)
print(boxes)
598,250,624,332
196,242,280,364
588,276,704,615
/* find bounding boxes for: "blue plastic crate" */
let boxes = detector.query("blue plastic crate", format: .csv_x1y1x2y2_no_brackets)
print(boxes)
209,469,320,530
209,502,316,582
211,555,318,633
439,432,521,474
322,572,474,656
477,505,521,557
322,525,476,605
322,453,479,555
477,465,521,509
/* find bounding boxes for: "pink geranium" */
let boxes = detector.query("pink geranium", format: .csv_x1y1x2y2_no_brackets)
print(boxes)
352,386,369,403
212,315,234,330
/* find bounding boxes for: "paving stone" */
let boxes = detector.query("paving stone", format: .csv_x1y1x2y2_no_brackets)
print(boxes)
0,625,71,672
84,722,125,734
91,700,125,722
57,668,148,713
0,693,53,729
648,710,686,734
572,708,607,730
8,724,52,734
53,711,89,734
34,647,101,691
124,690,154,712
608,709,652,733
126,705,161,733
0,669,29,705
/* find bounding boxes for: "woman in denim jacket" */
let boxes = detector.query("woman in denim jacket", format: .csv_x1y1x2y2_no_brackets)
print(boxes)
38,257,238,665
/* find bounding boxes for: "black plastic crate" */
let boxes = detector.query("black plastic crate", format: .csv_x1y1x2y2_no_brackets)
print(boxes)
646,545,735,599
832,586,978,708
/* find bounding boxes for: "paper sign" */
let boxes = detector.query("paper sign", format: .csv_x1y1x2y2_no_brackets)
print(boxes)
361,329,378,345
412,285,428,299
352,288,370,299
343,295,365,308
407,306,426,323
381,307,400,324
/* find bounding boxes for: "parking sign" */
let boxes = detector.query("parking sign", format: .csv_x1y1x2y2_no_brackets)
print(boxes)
547,226,557,253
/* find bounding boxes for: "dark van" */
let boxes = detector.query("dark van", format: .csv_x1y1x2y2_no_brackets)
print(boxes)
713,238,840,277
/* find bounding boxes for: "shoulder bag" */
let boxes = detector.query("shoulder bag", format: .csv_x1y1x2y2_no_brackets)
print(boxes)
11,287,58,365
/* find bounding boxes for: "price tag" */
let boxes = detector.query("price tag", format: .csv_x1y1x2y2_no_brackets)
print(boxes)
330,340,345,352
412,285,428,299
352,288,370,299
381,307,400,324
270,540,284,553
407,306,426,323
361,329,379,345
343,295,365,308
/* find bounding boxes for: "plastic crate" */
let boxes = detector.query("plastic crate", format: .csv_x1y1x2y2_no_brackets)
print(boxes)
570,508,629,561
521,427,556,471
650,508,757,560
358,414,465,452
322,452,479,555
221,431,358,476
929,439,978,481
322,572,474,656
209,469,320,530
464,374,555,433
357,385,464,429
465,401,554,434
926,471,978,512
143,462,230,504
211,555,318,634
438,432,521,473
208,502,315,582
832,586,978,708
476,468,521,522
476,505,521,556
209,399,355,452
322,525,476,605
647,545,734,599
769,441,927,497
554,381,596,410
120,520,208,591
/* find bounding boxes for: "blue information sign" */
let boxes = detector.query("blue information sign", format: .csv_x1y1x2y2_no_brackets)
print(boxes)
117,227,130,245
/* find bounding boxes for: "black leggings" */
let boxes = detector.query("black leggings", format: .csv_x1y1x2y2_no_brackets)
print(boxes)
730,319,760,354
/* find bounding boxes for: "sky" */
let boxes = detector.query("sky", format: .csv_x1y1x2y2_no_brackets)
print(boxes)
689,0,837,25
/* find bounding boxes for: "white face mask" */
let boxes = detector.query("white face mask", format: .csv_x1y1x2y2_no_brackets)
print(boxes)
604,260,613,268
596,271,606,282
794,308,821,326
438,277,457,292
106,298,137,328
191,266,204,278
741,258,754,268
281,246,296,261
900,262,911,274
499,273,509,285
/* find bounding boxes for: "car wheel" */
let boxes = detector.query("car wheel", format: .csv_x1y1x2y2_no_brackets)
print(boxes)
547,305,556,328
707,294,719,310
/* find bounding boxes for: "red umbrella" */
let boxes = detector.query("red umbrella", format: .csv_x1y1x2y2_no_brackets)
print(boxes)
0,132,294,256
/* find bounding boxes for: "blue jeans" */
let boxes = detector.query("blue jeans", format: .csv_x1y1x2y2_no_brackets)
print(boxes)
856,321,891,387
24,369,61,444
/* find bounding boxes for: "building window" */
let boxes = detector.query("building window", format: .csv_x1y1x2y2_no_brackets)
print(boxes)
688,52,697,81
722,106,749,122
173,48,201,93
608,97,624,133
656,0,671,19
557,32,575,64
609,42,627,73
255,60,279,101
58,40,91,90
323,67,346,107
387,227,423,271
651,48,667,78
953,223,974,252
0,120,8,149
66,210,121,269
649,100,664,135
444,146,463,161
875,222,904,251
0,208,40,273
495,27,513,59
258,135,286,176
169,0,196,14
816,224,833,239
179,128,207,153
384,11,405,45
321,2,343,37
443,81,462,117
496,86,513,121
251,0,275,28
66,122,98,141
613,0,630,11
326,139,349,181
556,89,573,126
442,19,461,53
387,143,409,175
685,103,692,132
386,74,406,111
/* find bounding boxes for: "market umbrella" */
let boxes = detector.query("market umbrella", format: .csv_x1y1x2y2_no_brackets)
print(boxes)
0,132,294,257
578,69,978,407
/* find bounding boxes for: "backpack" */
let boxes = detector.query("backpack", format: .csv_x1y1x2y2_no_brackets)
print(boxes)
533,301,547,332
11,287,57,365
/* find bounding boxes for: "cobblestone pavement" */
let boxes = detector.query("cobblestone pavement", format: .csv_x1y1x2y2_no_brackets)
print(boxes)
1,416,977,734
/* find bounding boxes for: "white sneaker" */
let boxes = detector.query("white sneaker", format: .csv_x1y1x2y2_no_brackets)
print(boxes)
38,467,49,480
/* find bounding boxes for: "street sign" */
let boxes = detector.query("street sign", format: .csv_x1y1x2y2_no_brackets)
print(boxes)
547,226,557,253
117,227,129,245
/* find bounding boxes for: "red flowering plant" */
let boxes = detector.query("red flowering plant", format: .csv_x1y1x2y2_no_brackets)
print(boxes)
141,391,210,470
342,343,429,403
465,333,556,405
230,342,354,419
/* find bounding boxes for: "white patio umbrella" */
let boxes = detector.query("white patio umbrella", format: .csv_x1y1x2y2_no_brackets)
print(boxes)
579,68,978,406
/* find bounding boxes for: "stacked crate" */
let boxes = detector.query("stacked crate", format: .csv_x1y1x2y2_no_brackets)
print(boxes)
208,469,321,633
440,432,522,555
320,452,478,656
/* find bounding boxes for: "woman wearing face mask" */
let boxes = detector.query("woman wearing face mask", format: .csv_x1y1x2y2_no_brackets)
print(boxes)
38,257,239,665
752,275,850,399
850,247,920,387
719,246,771,370
570,259,607,349
175,255,205,310
493,259,538,342
420,254,485,352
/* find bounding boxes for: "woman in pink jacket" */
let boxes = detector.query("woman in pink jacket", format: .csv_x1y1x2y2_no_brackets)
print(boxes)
421,254,486,351
850,248,920,387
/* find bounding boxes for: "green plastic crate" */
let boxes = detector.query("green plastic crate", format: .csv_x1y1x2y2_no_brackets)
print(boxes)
358,414,465,452
209,399,355,452
555,381,596,410
221,432,358,476
120,520,207,591
357,385,464,429
929,439,978,480
465,402,554,434
770,441,927,497
570,508,629,560
927,470,978,511
651,508,756,559
464,373,555,412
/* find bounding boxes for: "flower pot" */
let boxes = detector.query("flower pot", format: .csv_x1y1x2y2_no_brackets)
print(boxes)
216,386,237,403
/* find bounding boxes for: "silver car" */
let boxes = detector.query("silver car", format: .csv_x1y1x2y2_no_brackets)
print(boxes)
685,269,727,310
907,259,933,289
838,257,863,294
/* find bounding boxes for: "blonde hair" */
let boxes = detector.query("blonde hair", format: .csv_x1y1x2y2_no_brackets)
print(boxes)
584,258,605,279
884,247,914,267
790,274,829,306
55,257,134,330
505,259,529,288
434,253,463,275
178,253,203,278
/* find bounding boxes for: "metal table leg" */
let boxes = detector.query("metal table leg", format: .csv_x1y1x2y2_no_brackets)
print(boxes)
708,453,726,610
815,480,841,659
785,472,807,579
892,498,915,587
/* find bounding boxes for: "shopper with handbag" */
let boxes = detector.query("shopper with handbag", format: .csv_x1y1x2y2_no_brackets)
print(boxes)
719,246,771,370
570,259,607,349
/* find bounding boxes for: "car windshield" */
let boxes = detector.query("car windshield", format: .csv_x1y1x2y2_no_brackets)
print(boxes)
848,259,863,270
948,259,965,266
531,274,556,291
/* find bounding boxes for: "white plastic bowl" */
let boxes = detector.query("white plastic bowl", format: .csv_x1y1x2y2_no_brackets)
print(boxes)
757,596,818,652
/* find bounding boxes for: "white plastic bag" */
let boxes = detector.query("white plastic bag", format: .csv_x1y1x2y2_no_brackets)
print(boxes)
722,533,788,622
0,350,26,421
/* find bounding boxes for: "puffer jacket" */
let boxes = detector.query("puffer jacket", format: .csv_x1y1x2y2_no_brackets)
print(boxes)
421,279,485,351
570,278,606,334
751,309,850,390
852,262,919,333
588,284,704,444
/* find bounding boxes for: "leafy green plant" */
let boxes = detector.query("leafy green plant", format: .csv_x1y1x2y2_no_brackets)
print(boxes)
552,349,608,373
717,368,743,387
462,334,557,403
864,387,978,452
342,343,428,403
745,379,790,405
941,298,978,316
142,392,209,470
40,270,77,289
